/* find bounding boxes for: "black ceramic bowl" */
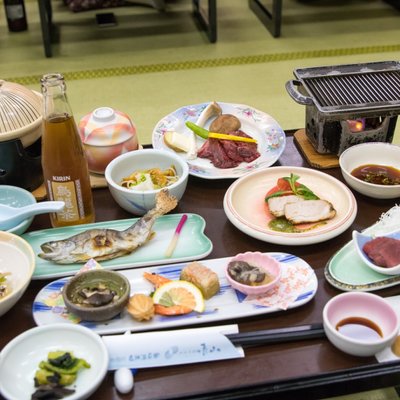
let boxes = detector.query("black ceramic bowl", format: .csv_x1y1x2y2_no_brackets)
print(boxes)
62,269,130,322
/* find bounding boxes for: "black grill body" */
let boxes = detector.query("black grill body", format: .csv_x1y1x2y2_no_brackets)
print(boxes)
286,61,400,155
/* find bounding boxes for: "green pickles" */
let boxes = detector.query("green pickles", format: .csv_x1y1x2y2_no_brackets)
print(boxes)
34,351,90,387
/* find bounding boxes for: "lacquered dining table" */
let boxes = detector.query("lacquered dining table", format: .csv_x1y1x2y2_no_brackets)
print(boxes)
2,132,400,400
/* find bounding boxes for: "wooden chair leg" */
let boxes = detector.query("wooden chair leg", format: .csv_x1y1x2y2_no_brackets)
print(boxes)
248,0,282,38
192,0,217,43
38,0,53,57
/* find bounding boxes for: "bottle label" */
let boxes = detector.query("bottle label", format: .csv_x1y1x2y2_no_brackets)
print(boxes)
49,179,84,222
6,5,24,20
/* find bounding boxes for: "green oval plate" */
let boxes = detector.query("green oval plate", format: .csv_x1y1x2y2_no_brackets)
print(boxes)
23,213,213,280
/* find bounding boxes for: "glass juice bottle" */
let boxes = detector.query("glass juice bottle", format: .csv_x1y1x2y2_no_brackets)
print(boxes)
41,73,95,228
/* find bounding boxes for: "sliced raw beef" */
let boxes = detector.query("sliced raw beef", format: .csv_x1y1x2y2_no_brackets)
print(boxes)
221,130,260,163
363,237,400,268
197,138,239,169
197,130,260,169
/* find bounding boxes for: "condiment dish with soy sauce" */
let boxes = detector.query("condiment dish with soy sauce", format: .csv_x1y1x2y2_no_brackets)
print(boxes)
339,142,400,199
323,292,399,357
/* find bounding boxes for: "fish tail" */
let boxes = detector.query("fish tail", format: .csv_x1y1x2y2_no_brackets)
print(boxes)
147,189,178,218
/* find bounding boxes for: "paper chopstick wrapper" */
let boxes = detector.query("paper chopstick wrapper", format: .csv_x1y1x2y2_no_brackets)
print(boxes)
102,324,244,370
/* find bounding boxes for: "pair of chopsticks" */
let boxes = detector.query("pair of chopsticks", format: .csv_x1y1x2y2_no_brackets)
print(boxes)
226,323,325,347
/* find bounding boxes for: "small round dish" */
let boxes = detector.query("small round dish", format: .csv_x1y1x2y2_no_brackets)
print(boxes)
352,230,400,276
0,185,36,235
105,149,189,216
225,252,281,296
0,231,35,317
0,324,109,400
62,269,130,322
339,142,400,199
323,292,399,357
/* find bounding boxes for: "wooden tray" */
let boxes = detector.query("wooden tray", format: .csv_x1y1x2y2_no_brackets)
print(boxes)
293,129,339,169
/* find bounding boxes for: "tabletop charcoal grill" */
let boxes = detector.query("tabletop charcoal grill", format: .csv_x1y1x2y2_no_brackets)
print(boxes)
286,61,400,155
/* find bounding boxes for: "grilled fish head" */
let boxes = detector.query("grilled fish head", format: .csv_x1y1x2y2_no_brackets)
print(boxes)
38,240,78,263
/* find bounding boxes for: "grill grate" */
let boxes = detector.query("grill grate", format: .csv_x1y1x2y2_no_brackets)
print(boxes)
303,70,400,109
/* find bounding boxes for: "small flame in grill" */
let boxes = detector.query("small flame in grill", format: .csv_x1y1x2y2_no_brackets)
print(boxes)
347,119,365,133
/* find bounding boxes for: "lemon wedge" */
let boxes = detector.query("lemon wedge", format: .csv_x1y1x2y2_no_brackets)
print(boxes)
152,280,205,313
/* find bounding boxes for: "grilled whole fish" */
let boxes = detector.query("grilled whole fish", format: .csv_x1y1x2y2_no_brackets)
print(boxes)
38,190,178,264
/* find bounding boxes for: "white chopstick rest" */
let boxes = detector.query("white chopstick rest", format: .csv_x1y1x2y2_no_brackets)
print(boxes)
114,367,134,394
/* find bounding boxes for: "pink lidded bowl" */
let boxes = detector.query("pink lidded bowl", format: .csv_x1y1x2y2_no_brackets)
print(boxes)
225,252,281,296
79,107,139,174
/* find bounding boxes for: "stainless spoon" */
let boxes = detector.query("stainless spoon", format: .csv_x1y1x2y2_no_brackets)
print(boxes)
0,201,65,231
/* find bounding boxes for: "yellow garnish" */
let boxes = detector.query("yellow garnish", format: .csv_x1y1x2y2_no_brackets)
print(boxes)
208,132,257,143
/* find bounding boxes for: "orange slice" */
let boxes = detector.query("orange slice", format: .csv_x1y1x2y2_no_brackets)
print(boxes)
152,280,205,313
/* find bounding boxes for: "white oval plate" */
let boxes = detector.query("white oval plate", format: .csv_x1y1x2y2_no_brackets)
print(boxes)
223,166,358,245
32,253,317,335
152,102,286,179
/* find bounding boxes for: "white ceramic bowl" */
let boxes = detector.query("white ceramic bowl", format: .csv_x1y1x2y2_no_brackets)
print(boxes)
105,149,189,215
323,292,400,357
339,142,400,199
0,231,35,317
0,324,109,400
0,185,36,235
225,252,281,296
352,230,400,275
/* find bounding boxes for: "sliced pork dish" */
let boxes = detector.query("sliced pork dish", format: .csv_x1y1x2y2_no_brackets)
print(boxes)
265,173,336,233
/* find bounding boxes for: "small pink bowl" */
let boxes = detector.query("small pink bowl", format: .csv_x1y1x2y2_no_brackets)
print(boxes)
323,292,400,357
225,252,281,296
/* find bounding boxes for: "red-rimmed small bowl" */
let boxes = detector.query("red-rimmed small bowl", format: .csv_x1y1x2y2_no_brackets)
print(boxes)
225,252,281,296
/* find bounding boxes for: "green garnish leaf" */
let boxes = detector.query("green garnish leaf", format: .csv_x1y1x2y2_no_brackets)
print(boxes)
265,173,319,202
265,190,293,201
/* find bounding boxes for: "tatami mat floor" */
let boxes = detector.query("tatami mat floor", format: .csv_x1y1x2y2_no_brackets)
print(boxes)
1,1,400,399
1,0,400,144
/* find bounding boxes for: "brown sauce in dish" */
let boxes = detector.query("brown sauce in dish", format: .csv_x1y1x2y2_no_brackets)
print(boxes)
336,317,383,340
351,164,400,185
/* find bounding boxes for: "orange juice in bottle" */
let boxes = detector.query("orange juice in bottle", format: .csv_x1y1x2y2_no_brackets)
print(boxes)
41,73,95,227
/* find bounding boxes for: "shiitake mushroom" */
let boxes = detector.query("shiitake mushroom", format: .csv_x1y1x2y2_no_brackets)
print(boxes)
209,114,241,134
